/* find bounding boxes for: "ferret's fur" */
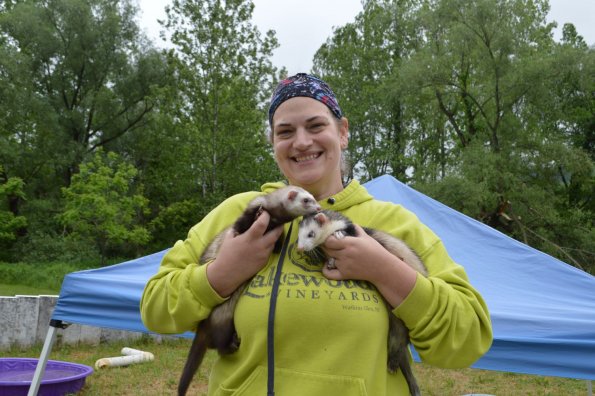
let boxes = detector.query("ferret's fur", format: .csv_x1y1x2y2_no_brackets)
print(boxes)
178,186,321,396
297,210,427,396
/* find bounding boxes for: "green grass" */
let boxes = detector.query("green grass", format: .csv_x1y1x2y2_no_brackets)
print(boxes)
4,337,589,396
0,261,94,296
0,283,59,296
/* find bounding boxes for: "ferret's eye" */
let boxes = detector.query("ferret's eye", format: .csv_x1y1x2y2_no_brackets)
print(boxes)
308,231,315,238
303,198,310,204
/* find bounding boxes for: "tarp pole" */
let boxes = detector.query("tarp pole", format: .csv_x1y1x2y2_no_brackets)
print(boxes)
28,319,69,396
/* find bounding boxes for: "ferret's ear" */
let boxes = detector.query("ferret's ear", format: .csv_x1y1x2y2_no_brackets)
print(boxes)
314,212,327,225
287,190,298,201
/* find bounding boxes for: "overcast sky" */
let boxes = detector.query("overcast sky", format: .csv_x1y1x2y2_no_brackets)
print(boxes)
138,0,595,75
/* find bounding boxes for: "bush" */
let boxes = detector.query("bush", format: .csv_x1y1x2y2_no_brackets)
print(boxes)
0,261,88,291
13,231,101,265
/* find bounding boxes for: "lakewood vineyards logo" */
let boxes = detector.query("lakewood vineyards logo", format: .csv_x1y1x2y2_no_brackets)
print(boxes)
287,240,325,272
242,241,384,311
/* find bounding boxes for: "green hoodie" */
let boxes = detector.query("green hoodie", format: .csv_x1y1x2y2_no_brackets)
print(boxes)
141,180,492,396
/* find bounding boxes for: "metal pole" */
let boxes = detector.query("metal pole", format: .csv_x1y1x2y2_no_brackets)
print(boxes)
28,320,69,396
587,380,592,396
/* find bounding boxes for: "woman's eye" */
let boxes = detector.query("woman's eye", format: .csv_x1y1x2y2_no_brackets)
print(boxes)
276,130,292,137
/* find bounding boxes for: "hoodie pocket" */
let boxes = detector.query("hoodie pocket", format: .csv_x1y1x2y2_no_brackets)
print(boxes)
214,365,368,396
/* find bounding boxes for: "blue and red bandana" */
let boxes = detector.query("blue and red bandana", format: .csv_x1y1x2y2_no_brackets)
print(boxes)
268,73,343,127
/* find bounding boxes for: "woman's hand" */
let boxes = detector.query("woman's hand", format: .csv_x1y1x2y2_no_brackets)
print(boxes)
206,211,284,297
321,224,418,307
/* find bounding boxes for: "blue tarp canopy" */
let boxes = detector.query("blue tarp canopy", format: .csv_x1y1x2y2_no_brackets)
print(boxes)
50,175,595,380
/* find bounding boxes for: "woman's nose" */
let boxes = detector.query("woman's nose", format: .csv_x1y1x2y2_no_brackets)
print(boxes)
293,129,312,149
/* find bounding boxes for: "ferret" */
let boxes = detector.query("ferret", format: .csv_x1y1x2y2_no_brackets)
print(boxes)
296,210,427,396
178,186,321,396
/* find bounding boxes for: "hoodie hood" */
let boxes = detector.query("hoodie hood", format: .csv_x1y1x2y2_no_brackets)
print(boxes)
260,179,373,211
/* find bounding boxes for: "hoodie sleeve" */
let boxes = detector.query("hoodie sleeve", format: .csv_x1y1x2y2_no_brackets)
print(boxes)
140,192,257,334
356,200,492,369
394,238,493,368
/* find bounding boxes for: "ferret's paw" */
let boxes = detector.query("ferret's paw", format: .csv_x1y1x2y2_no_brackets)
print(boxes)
326,258,337,270
333,230,346,239
230,333,241,352
387,353,399,373
219,335,241,355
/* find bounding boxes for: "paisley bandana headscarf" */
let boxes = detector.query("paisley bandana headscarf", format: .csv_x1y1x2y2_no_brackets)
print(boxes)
268,73,343,127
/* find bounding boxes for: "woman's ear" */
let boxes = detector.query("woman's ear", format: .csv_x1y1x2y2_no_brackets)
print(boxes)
339,117,349,150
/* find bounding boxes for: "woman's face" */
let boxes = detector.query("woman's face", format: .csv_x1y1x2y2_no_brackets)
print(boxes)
271,97,348,200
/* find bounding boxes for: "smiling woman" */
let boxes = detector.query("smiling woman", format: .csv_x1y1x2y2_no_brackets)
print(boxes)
268,74,349,200
140,73,492,396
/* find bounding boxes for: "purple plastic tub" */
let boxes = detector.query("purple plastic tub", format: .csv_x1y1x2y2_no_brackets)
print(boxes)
0,358,93,396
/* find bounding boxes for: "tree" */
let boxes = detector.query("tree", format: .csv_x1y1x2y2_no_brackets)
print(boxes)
0,166,27,257
161,0,281,203
312,0,594,271
397,0,595,270
0,0,169,230
313,0,423,182
59,150,150,264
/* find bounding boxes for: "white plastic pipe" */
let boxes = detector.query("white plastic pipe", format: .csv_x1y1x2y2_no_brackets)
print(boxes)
95,348,154,369
121,347,151,356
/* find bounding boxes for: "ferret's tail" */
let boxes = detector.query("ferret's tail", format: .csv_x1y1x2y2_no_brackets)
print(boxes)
178,327,208,396
388,315,421,396
398,352,421,396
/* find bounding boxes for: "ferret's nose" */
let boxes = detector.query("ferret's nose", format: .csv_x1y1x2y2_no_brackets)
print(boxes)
296,245,304,252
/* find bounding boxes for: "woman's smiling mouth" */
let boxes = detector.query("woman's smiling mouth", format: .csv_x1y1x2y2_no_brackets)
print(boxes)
293,153,321,162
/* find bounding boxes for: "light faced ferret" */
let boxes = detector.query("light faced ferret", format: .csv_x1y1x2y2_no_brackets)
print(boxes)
297,209,427,396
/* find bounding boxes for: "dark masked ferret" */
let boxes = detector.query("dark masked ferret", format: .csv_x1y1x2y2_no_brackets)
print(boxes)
296,210,427,396
178,186,321,396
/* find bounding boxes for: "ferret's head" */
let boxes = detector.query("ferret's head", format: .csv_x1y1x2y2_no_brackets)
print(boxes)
296,211,339,252
297,213,324,252
285,187,321,216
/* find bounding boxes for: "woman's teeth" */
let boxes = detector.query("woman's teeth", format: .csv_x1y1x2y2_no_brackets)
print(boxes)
295,153,319,162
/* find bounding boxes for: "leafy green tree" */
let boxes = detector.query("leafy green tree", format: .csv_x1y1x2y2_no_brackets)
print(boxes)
313,0,423,182
0,166,27,257
399,0,595,270
59,150,150,265
161,0,281,202
111,97,214,249
119,0,285,249
313,0,594,271
0,0,169,242
395,0,556,163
